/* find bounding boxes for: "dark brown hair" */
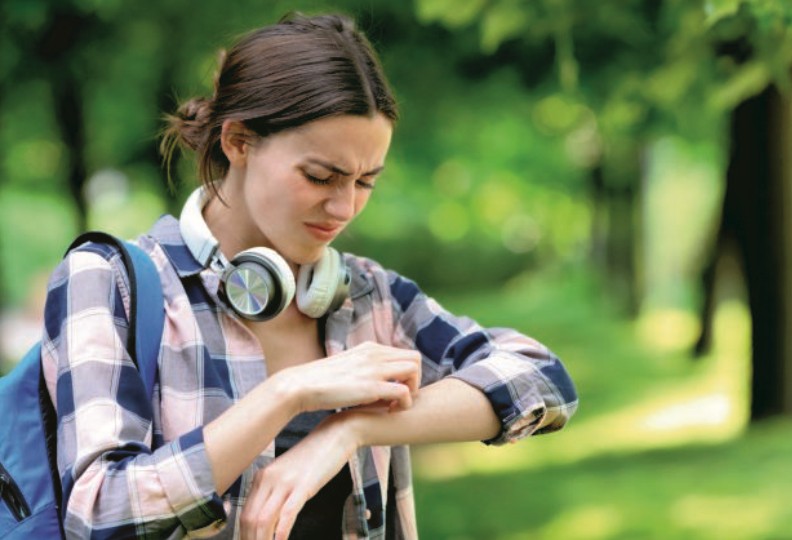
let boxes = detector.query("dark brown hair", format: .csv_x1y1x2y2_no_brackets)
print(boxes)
161,13,399,190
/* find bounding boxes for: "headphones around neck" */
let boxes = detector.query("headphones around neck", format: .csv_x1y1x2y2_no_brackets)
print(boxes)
179,187,351,321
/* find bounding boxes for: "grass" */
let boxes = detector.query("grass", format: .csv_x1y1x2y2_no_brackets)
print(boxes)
414,420,792,539
412,267,792,539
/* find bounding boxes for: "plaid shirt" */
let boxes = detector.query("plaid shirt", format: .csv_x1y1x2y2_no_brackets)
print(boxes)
41,215,578,539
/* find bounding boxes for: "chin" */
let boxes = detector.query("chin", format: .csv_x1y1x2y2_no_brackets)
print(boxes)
287,246,326,267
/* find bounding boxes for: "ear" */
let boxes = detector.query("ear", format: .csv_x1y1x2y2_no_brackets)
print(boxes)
220,120,253,168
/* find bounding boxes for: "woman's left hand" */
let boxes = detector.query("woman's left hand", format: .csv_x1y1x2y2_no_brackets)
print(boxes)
239,413,360,540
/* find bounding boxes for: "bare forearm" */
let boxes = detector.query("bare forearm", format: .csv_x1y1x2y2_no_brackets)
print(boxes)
204,373,299,494
346,377,501,448
204,342,423,494
238,378,500,540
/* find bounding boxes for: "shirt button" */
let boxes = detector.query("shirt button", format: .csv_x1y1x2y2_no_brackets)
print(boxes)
365,509,372,520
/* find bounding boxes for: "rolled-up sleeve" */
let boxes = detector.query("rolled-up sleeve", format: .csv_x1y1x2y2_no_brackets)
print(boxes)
384,268,578,445
41,246,226,538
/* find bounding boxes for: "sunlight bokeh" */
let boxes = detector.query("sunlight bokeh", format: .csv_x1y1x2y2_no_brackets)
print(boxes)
414,297,751,481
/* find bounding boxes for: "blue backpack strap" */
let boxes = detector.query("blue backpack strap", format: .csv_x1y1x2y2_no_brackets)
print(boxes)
0,233,164,538
123,241,164,398
67,232,164,398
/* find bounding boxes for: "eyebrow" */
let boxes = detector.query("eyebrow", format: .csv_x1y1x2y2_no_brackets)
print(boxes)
305,158,384,177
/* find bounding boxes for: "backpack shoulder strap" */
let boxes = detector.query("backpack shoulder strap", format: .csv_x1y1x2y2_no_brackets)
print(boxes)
1,232,165,537
67,232,164,398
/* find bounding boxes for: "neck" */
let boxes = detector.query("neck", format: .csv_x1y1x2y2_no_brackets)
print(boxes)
202,193,248,261
202,183,299,272
244,301,314,331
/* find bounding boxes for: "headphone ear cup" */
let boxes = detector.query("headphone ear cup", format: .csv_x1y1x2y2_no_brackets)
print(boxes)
222,247,295,321
296,247,349,318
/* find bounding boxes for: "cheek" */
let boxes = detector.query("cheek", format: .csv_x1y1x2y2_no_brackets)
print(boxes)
291,184,322,211
250,170,300,208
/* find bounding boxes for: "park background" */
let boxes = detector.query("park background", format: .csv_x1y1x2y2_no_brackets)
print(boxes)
2,0,792,538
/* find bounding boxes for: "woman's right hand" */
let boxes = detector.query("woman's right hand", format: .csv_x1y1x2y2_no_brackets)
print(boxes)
272,341,422,414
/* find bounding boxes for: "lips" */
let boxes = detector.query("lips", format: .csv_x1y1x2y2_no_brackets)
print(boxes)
304,222,343,241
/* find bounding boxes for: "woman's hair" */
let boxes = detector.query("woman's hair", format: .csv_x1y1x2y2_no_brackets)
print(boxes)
160,13,398,190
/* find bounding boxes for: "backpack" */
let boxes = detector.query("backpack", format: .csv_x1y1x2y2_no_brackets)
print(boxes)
0,232,164,539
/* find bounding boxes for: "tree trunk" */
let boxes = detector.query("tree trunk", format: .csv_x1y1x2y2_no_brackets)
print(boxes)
605,181,640,316
588,164,607,269
36,8,98,234
0,87,6,315
50,70,88,233
589,145,643,316
710,85,792,420
152,51,181,215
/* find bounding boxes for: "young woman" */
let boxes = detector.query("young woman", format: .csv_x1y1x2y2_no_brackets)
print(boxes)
41,13,578,540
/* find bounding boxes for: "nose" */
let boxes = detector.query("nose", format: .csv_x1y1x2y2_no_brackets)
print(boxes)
324,181,356,222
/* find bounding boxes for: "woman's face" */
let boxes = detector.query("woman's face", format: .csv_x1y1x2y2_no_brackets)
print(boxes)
233,113,393,265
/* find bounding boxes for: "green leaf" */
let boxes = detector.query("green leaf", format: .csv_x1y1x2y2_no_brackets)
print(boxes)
644,59,700,108
414,0,488,28
704,0,744,27
480,2,531,53
1,0,49,31
710,60,771,110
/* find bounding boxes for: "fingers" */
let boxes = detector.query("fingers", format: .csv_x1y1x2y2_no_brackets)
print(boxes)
384,381,413,411
377,359,421,390
380,356,422,407
242,447,343,539
241,469,293,540
257,490,289,540
402,358,422,397
242,483,299,540
350,346,421,409
353,382,416,412
360,344,421,394
249,486,311,540
293,342,423,412
273,495,304,540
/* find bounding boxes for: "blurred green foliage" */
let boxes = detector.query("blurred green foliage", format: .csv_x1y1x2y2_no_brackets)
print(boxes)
410,262,784,539
0,0,591,307
3,1,792,538
3,0,790,308
5,0,790,306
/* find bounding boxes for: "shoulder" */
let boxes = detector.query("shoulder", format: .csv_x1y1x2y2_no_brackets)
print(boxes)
50,238,130,291
48,228,178,311
44,237,134,342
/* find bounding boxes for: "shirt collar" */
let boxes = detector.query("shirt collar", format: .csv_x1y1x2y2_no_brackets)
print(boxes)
147,215,205,277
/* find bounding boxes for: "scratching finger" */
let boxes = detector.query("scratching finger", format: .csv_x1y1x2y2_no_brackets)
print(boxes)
384,381,412,411
255,489,288,540
274,494,307,540
241,474,273,540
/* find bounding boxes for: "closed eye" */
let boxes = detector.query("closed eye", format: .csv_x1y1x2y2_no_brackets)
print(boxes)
304,172,332,185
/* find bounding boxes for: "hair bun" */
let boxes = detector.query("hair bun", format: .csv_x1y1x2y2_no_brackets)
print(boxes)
179,97,213,125
159,96,213,178
164,97,213,152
